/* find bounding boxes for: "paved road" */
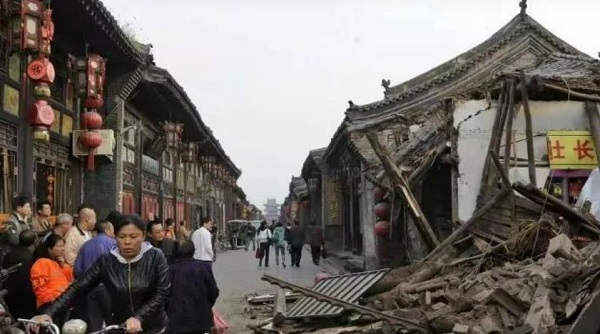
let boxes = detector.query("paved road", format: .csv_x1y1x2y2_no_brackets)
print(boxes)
213,245,334,333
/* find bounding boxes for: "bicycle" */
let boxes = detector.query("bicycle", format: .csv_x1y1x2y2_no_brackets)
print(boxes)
16,319,59,334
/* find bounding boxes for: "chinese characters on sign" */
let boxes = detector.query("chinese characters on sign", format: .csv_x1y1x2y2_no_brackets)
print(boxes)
547,131,598,169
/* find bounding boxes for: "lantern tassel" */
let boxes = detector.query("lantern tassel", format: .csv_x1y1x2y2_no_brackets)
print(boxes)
87,151,95,171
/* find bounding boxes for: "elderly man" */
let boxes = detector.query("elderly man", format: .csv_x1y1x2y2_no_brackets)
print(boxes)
64,204,96,265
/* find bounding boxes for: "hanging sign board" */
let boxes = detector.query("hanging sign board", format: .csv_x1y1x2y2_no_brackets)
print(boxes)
547,130,598,169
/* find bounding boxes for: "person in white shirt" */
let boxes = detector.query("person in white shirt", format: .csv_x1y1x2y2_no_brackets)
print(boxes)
256,221,272,268
192,217,214,267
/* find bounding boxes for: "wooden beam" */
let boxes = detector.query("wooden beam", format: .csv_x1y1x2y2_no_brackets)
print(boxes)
585,101,600,170
423,188,510,262
503,79,516,172
482,82,508,188
519,71,537,185
272,287,287,326
544,82,600,102
489,151,511,190
366,132,440,249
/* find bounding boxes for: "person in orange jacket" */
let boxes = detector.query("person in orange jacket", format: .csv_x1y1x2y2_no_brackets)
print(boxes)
30,233,73,327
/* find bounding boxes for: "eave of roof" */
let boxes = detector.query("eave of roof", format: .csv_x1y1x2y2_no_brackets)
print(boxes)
300,147,327,179
78,0,151,64
141,66,242,177
345,13,589,131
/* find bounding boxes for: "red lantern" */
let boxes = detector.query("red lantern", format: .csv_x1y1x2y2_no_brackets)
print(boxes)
81,111,103,130
78,131,103,171
26,57,55,83
373,186,386,203
28,100,54,141
39,8,54,55
10,0,44,51
374,220,390,237
374,201,391,220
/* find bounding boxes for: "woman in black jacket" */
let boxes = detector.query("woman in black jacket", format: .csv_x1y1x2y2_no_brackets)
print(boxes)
31,214,170,334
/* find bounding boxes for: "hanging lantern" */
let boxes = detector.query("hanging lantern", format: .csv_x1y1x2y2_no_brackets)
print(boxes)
374,201,391,220
39,8,54,55
182,142,197,163
374,220,390,237
163,122,183,151
81,110,103,129
10,0,44,52
373,186,386,203
83,54,106,109
78,131,103,171
28,100,54,141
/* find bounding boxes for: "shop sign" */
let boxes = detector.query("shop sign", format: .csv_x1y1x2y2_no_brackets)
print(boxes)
547,131,598,169
142,155,159,175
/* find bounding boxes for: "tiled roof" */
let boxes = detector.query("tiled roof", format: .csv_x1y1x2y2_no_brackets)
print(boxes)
345,13,589,131
301,147,327,179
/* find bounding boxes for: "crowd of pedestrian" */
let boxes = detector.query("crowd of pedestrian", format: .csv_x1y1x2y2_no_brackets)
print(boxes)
0,194,223,334
241,219,325,268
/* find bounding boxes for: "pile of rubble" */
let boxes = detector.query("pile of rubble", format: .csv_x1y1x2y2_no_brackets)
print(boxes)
365,230,600,334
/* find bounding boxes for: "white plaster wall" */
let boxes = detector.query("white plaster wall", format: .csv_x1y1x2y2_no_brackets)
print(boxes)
454,100,588,221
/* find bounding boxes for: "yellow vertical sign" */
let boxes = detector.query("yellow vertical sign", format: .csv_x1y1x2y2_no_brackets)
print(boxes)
547,131,598,169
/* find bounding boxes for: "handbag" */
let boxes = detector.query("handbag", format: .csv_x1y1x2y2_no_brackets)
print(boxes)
212,309,229,334
255,248,261,259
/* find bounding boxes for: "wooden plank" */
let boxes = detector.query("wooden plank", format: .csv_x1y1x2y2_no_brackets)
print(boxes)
568,290,600,334
423,188,510,261
503,80,516,173
519,71,537,185
482,82,508,189
273,287,286,326
366,132,440,250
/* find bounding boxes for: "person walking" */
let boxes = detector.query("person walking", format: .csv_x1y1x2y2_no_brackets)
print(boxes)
256,221,272,267
167,240,219,334
192,217,215,269
176,220,191,240
272,222,286,267
73,220,117,332
243,222,256,251
288,220,305,268
309,221,324,265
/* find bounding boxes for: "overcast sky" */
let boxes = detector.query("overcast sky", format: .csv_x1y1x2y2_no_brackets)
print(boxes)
101,0,598,208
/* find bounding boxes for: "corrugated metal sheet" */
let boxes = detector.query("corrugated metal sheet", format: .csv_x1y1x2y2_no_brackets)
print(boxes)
286,269,389,319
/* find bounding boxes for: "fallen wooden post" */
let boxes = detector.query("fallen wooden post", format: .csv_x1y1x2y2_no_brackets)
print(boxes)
503,79,516,173
272,287,286,326
585,101,600,170
512,182,600,233
366,132,440,249
519,71,537,185
423,188,510,261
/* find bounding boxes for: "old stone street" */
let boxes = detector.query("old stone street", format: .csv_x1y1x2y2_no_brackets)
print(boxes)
213,246,337,333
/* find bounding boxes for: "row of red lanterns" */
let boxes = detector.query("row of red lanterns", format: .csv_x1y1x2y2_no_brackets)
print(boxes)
75,55,107,171
21,0,56,142
373,186,391,238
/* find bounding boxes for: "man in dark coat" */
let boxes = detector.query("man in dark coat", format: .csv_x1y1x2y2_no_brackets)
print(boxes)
167,239,219,334
2,229,37,320
288,220,306,267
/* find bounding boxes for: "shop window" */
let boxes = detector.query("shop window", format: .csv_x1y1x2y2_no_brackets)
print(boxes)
0,150,17,213
34,163,72,215
3,85,19,116
62,114,73,136
8,54,19,82
50,109,61,133
544,170,591,205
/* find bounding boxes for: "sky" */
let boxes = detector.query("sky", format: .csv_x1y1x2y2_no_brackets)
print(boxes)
100,0,598,208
